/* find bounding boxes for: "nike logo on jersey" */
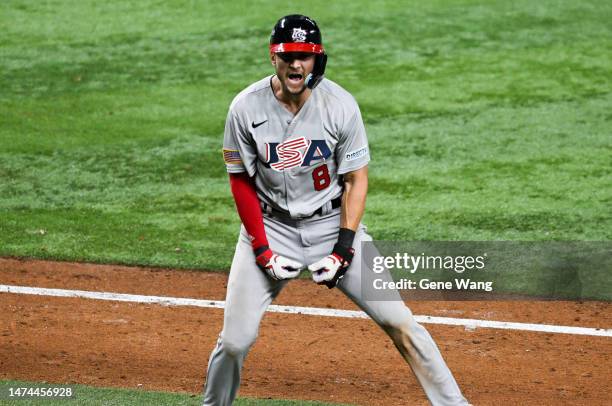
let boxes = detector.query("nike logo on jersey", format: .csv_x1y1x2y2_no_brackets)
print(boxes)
264,137,331,171
252,119,268,128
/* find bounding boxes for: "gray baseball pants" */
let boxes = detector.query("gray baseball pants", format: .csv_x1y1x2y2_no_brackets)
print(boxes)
203,209,468,405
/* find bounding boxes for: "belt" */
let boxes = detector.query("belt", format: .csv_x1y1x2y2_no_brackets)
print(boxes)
313,196,342,216
262,196,342,219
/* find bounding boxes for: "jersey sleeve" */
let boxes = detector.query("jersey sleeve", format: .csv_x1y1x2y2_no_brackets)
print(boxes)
222,108,257,176
335,100,370,174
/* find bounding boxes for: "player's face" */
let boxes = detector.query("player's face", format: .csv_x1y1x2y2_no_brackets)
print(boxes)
272,52,315,96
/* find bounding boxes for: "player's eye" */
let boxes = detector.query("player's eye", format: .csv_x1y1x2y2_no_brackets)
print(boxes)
277,53,311,63
277,53,293,63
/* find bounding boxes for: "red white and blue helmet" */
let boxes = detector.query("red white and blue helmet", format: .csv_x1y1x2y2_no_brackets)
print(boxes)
270,15,328,89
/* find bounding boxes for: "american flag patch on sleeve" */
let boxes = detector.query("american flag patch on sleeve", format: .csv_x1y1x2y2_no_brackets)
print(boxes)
223,148,242,164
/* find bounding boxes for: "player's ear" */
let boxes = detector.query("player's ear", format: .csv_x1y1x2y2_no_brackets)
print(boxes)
270,52,276,67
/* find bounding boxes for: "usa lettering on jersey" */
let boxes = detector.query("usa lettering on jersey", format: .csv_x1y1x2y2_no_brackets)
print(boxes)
265,137,332,171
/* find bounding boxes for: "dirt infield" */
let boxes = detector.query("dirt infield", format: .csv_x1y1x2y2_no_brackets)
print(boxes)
1,258,610,405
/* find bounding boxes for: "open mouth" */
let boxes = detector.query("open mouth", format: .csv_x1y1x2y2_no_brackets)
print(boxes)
288,73,303,83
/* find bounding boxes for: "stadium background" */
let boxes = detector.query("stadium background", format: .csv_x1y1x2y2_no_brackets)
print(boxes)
1,0,610,404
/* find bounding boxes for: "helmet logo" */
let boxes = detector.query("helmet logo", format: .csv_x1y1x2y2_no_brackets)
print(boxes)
291,28,307,42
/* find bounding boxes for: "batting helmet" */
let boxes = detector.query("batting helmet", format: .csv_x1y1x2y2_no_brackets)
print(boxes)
270,15,328,89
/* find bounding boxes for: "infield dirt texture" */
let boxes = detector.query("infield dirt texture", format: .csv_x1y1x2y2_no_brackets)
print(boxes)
1,258,611,405
1,0,611,405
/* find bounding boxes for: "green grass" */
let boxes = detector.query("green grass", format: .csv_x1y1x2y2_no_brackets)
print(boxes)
1,1,611,273
0,380,353,406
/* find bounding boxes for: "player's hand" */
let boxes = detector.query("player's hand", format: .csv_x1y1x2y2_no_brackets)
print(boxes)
308,244,354,288
256,248,303,280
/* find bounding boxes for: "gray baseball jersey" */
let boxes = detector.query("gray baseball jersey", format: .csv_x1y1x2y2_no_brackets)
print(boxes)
223,76,370,218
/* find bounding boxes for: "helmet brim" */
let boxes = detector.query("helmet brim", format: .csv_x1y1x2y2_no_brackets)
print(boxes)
269,43,324,54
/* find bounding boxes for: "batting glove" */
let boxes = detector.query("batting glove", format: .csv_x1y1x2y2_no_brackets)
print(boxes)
255,247,303,280
308,243,354,289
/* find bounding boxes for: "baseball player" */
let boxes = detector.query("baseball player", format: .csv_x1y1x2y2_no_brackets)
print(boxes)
204,14,469,406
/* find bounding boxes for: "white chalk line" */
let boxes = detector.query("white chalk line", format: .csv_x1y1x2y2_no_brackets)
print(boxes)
1,284,610,337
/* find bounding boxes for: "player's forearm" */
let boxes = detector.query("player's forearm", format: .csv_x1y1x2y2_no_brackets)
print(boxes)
340,166,368,231
228,172,269,253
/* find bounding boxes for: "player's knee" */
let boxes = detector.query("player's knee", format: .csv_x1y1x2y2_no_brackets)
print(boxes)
221,332,257,357
380,310,425,346
382,320,406,340
376,305,416,333
382,315,433,363
383,323,417,357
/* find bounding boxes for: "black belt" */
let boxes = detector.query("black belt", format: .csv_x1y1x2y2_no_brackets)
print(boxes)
262,196,342,219
313,196,342,216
